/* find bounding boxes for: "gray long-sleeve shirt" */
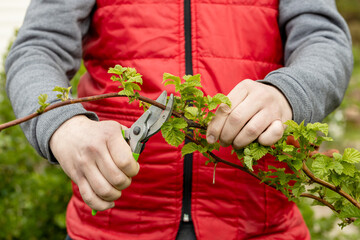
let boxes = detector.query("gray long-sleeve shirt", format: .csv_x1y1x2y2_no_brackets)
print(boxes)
5,0,353,163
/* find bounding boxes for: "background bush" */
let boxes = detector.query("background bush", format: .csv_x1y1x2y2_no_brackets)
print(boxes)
0,38,72,240
0,1,359,239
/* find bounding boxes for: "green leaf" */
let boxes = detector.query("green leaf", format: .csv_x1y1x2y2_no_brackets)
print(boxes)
183,74,202,87
171,118,188,129
284,120,299,132
52,86,72,101
342,148,360,164
244,148,251,156
184,107,198,119
208,102,218,111
332,161,344,175
339,204,360,219
181,142,200,156
291,159,303,171
37,94,50,113
181,142,207,156
131,83,142,91
250,143,269,160
182,87,204,98
52,86,65,92
212,93,231,107
306,122,329,136
353,219,360,226
312,155,331,177
333,152,342,161
244,156,254,171
302,129,317,143
161,118,188,147
312,154,344,177
108,65,126,75
292,182,306,198
330,173,343,187
282,143,295,152
163,73,181,90
277,154,289,162
119,89,134,96
342,162,357,177
128,75,143,84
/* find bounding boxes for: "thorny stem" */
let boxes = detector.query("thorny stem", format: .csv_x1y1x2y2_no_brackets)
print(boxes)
302,160,360,210
0,92,204,131
300,193,338,212
1,91,359,221
182,134,352,216
299,193,355,223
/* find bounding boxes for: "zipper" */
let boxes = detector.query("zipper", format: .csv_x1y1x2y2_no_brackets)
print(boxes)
181,0,193,223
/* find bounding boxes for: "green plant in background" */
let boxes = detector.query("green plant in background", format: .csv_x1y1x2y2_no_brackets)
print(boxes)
0,39,72,240
1,1,360,238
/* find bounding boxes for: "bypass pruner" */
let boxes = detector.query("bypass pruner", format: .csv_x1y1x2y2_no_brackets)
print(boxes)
122,90,174,161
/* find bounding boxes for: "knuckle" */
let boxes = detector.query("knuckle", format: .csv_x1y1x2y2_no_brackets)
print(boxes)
232,140,243,150
219,135,233,146
272,127,284,139
117,157,133,171
84,142,101,155
112,175,131,190
245,124,262,137
217,104,232,115
131,165,140,177
81,193,95,207
97,186,115,200
228,110,242,124
77,157,89,168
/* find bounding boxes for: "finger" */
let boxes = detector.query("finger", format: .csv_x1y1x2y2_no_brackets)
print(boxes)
107,129,140,178
77,178,116,211
206,82,249,144
232,110,273,149
206,103,231,144
96,152,132,191
219,97,261,147
258,120,284,146
83,162,122,202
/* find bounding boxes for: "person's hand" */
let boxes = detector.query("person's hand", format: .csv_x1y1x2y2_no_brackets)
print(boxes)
206,80,292,149
50,115,140,211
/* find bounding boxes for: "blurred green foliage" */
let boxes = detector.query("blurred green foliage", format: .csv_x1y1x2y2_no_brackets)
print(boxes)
337,0,360,45
0,1,359,239
0,37,72,240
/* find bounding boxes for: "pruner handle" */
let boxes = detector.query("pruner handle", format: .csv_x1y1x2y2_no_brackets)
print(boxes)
91,130,139,217
122,129,140,161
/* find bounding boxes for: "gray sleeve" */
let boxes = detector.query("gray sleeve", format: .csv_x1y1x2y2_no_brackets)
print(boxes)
5,0,97,163
260,0,353,124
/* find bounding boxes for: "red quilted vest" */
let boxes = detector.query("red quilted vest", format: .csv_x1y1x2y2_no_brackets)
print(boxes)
67,0,310,239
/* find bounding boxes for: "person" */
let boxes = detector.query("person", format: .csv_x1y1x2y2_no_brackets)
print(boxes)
5,0,352,239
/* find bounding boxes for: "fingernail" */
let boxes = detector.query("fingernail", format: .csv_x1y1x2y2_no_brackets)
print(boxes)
207,135,216,144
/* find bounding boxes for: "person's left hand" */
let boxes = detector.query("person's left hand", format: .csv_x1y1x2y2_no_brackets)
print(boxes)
206,79,293,149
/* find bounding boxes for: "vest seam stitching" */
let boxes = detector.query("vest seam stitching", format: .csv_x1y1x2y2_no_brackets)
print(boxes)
85,57,282,65
198,56,283,65
196,2,278,10
96,2,277,10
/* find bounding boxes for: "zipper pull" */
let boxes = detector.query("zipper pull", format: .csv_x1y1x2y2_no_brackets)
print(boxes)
183,213,190,222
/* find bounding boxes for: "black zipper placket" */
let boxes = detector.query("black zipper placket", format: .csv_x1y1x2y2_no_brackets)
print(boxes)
181,0,193,223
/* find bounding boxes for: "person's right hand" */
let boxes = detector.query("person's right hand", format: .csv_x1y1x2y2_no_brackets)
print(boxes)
50,115,140,211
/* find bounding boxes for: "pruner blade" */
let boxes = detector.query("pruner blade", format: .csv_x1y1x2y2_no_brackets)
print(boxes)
123,91,174,155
